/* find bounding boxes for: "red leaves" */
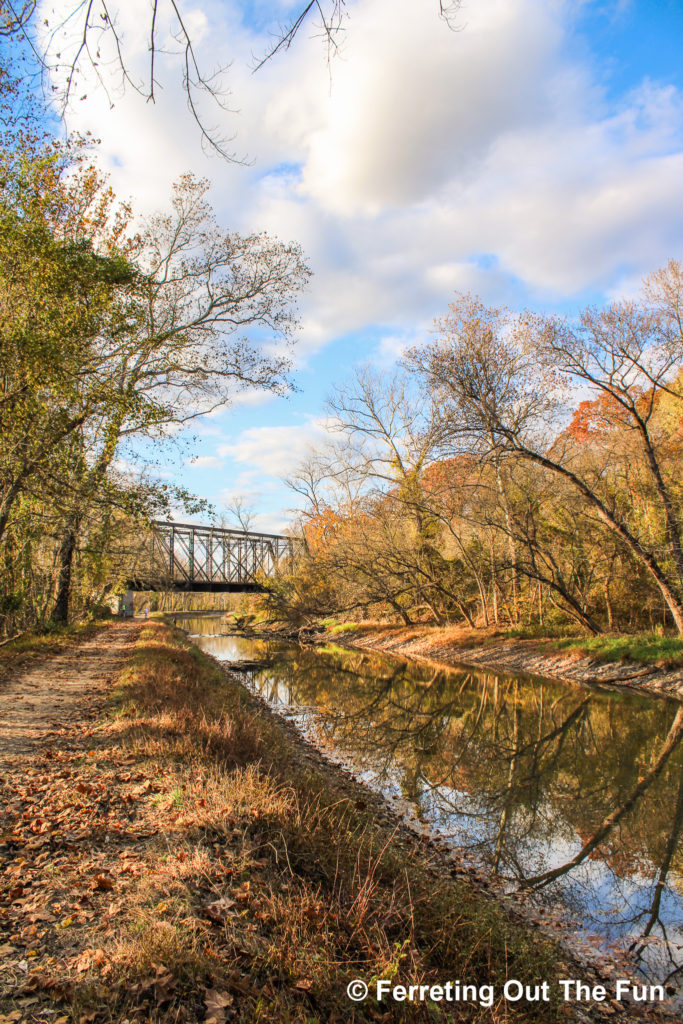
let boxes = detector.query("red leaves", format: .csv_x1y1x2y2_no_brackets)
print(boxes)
71,947,107,973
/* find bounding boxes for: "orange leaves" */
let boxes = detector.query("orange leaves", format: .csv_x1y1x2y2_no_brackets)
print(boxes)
303,506,346,550
565,394,627,444
564,384,674,446
71,947,107,973
303,504,377,554
420,454,478,500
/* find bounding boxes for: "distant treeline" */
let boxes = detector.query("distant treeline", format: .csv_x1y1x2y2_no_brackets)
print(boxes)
275,284,683,636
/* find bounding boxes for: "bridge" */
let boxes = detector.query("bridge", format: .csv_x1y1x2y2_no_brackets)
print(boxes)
127,520,295,592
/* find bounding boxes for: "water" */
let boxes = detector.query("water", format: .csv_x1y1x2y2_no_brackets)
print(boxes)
173,613,683,995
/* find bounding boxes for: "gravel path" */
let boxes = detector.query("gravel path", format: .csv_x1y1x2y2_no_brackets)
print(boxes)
0,621,142,765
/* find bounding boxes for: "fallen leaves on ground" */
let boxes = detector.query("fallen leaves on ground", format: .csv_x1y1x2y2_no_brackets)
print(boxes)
204,898,236,924
203,987,233,1024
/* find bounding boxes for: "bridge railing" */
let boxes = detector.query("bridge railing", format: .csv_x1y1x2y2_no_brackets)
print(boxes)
148,520,294,590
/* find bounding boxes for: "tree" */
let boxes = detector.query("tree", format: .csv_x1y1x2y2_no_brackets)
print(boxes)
0,168,136,547
408,287,683,633
283,366,458,624
49,172,310,622
0,73,312,629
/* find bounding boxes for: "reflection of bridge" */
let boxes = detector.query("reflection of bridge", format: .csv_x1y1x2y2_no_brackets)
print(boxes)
128,520,294,592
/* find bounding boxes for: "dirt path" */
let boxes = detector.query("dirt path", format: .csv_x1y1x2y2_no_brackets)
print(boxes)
0,621,142,764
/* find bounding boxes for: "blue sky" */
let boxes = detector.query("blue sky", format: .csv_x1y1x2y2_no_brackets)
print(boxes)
38,0,683,532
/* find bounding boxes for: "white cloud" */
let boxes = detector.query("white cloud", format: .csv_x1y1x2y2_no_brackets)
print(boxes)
445,80,683,293
216,469,277,507
248,512,293,534
234,469,263,490
218,417,336,477
299,0,573,215
200,390,280,418
373,331,416,366
188,455,223,468
39,0,683,341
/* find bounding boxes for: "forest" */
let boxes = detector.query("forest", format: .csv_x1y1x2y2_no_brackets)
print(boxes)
277,284,683,637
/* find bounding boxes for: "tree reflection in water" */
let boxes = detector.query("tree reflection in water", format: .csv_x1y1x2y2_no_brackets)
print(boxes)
195,625,683,991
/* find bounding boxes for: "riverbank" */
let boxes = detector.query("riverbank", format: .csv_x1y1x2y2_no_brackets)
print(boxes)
1,620,665,1024
312,623,683,700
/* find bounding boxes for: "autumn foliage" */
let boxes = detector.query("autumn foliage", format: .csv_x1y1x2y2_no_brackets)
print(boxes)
279,286,683,636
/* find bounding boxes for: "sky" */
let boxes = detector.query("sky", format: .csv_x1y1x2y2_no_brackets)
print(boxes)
34,0,683,532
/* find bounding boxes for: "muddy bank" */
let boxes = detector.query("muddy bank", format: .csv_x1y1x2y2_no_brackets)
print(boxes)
317,624,683,700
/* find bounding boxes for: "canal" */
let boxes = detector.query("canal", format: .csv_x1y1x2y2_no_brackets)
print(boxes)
174,613,683,997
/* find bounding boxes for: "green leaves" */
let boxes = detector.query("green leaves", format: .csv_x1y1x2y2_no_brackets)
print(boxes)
0,96,310,631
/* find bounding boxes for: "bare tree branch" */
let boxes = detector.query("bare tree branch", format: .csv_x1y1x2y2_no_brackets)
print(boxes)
5,1,461,160
252,0,346,73
0,0,36,36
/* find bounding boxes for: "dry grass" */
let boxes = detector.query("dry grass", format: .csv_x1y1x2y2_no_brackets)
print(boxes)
0,619,110,683
1,622,576,1024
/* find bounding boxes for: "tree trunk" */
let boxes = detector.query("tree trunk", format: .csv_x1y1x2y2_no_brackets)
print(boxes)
547,589,602,635
53,523,78,624
517,446,683,633
494,460,520,624
388,598,412,625
422,593,445,625
475,574,489,626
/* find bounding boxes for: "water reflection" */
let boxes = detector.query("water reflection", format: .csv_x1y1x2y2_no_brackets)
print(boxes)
187,616,683,991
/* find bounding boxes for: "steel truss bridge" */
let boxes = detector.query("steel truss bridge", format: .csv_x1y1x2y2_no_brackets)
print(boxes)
128,520,294,592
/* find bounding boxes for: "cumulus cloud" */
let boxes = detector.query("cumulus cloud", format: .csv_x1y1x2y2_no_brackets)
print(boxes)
299,0,574,215
42,0,683,336
446,80,683,293
218,418,336,477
